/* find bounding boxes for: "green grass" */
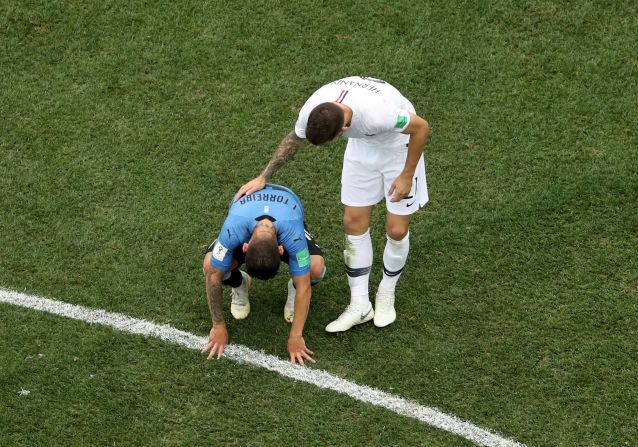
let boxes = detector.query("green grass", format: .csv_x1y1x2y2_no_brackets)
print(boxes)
1,0,637,445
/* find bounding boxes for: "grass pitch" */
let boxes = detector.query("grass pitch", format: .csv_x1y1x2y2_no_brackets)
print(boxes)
1,1,637,445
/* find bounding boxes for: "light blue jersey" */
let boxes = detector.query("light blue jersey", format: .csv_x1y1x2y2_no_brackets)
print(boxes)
209,184,310,276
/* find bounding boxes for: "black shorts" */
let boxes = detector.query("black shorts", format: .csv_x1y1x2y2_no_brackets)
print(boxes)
207,223,323,268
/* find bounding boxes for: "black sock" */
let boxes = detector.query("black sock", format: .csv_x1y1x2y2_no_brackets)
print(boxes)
222,269,243,288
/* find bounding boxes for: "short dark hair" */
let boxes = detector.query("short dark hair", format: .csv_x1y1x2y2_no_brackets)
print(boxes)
245,237,280,280
306,102,344,145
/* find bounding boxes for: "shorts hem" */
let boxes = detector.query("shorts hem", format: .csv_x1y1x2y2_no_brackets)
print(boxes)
386,198,429,216
341,199,383,208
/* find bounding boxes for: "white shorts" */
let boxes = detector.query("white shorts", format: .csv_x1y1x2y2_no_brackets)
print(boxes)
341,138,429,216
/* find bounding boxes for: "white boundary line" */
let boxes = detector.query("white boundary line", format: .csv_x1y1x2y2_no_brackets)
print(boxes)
1,288,526,447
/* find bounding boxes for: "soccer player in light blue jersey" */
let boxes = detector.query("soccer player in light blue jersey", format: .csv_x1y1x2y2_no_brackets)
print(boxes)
202,184,325,366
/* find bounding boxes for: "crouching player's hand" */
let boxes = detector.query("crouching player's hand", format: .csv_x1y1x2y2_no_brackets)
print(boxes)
288,335,315,366
202,324,229,360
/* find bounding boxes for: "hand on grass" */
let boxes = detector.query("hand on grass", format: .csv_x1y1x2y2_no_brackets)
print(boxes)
202,324,228,360
288,335,315,366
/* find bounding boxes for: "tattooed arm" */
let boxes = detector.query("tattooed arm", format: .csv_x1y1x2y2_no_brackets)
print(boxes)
234,131,305,200
201,267,228,360
260,131,305,180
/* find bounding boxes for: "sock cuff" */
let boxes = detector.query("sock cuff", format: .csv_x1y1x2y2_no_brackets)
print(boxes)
221,269,243,288
346,228,371,242
387,231,409,245
345,265,372,278
383,265,404,277
311,266,327,286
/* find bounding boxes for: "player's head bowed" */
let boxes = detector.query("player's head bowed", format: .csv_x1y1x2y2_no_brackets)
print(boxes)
245,237,280,280
306,102,346,145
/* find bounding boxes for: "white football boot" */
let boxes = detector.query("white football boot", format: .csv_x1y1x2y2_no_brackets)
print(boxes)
373,286,396,327
283,278,296,323
230,271,252,319
325,302,374,333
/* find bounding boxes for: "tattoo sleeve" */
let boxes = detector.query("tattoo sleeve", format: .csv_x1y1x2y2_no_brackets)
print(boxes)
260,131,304,180
206,280,224,326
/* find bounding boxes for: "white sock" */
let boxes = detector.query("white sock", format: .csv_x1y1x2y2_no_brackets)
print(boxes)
344,229,373,309
380,232,410,292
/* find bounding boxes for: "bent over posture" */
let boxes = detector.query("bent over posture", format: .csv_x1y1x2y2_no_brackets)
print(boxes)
237,76,429,333
202,184,325,365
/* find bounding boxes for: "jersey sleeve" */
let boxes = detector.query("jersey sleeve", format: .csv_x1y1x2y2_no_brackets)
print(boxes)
294,88,334,139
209,220,241,272
366,103,412,135
392,108,412,132
280,222,311,276
294,103,312,139
294,123,306,139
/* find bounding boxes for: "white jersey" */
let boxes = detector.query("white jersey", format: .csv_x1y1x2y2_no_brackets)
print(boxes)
294,76,416,148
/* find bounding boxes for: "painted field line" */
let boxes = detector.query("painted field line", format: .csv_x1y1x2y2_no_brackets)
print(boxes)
1,288,526,447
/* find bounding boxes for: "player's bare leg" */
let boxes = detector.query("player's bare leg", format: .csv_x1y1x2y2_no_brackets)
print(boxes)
285,254,325,323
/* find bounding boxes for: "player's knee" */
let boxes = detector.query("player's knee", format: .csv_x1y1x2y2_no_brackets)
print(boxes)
342,213,356,232
386,223,409,241
343,214,368,235
310,255,325,281
202,252,213,275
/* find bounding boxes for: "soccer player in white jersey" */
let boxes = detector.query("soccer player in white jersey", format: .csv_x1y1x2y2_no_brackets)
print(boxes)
236,76,429,332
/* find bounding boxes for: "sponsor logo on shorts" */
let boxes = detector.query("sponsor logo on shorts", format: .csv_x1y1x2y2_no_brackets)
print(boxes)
405,178,418,207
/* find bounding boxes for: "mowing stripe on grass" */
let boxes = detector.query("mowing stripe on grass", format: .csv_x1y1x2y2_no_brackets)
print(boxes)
0,288,526,447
